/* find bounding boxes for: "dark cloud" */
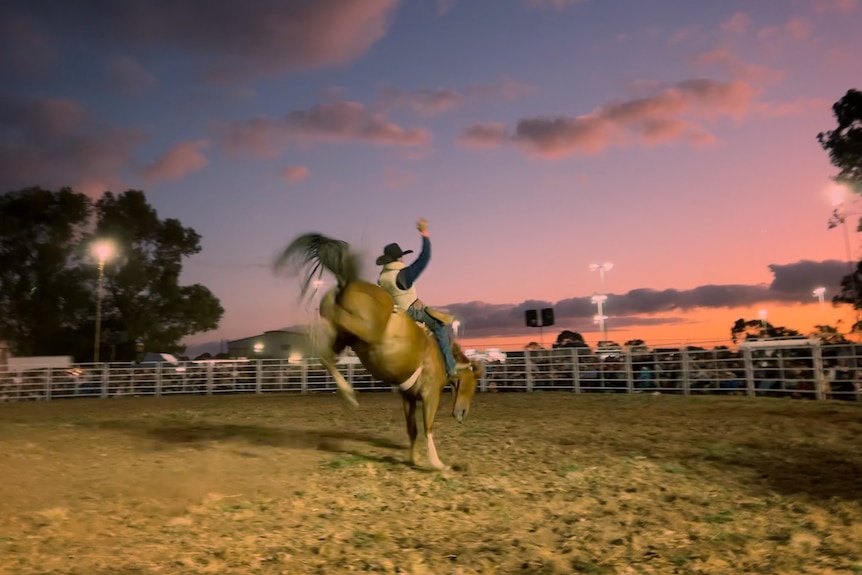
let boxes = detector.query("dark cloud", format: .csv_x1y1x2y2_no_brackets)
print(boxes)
376,78,534,116
0,94,147,196
767,260,848,295
219,100,429,158
441,260,848,338
104,55,156,98
459,78,754,157
0,0,400,83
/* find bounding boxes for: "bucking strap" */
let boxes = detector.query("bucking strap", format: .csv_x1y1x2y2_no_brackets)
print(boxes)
399,364,423,391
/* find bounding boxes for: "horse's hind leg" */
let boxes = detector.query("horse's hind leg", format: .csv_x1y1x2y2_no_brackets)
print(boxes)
402,395,420,466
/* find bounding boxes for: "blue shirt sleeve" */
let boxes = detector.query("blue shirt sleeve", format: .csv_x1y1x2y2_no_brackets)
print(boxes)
396,236,430,290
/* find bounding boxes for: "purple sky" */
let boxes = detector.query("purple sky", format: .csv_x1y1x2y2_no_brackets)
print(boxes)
2,0,861,354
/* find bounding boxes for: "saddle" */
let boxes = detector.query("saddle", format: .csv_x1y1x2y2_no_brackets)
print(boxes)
412,299,455,325
392,300,456,325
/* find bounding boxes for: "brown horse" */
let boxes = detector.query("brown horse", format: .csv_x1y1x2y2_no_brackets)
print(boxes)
275,233,482,470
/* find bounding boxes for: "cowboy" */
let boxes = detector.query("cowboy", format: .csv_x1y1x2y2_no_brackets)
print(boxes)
376,217,468,383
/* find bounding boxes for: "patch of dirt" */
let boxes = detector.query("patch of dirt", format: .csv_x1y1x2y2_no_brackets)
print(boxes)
1,393,861,574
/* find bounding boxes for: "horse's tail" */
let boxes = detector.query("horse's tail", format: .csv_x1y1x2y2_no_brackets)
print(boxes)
273,233,363,297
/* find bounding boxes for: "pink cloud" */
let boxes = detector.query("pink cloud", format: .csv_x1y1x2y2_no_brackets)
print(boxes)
142,140,209,182
465,77,536,101
668,25,699,47
0,94,146,196
459,123,510,149
721,12,751,35
376,77,534,116
377,87,462,116
524,0,585,9
460,78,756,158
383,167,416,189
692,49,786,85
436,0,457,15
105,55,156,98
784,17,812,40
759,17,813,43
0,0,400,83
753,97,831,117
281,165,311,183
811,0,857,13
222,100,429,158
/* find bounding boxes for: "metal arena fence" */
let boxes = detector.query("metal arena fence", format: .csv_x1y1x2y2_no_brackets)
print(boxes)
1,339,861,403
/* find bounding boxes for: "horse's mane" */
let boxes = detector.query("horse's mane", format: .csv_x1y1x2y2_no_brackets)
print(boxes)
274,233,364,297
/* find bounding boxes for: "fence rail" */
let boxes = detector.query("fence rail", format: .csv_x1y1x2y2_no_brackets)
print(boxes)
2,342,861,403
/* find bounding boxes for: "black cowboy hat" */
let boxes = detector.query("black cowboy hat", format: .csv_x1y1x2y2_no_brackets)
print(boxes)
376,242,413,265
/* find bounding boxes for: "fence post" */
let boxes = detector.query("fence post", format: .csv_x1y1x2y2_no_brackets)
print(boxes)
572,348,581,393
256,360,263,394
624,351,634,394
155,363,162,397
300,359,308,394
681,349,691,395
742,347,756,397
525,351,534,392
45,368,53,401
101,366,109,399
812,343,826,401
206,362,214,395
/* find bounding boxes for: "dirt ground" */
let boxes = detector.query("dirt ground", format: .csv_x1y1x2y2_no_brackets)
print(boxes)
1,391,861,575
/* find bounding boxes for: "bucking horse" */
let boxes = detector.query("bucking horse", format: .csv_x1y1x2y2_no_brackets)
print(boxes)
274,233,482,470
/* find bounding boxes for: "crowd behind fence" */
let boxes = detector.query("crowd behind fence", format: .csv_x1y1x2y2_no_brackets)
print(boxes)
2,340,861,403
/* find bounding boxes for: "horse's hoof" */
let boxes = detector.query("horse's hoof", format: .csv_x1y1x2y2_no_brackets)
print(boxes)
338,389,359,409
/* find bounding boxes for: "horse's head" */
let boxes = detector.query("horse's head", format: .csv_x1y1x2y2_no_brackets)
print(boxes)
450,345,484,423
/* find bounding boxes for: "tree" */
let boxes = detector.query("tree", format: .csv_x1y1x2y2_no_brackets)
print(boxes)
624,339,649,353
0,187,94,357
0,187,224,361
819,89,862,322
818,89,862,192
93,190,224,357
730,318,802,343
809,324,849,345
553,330,587,348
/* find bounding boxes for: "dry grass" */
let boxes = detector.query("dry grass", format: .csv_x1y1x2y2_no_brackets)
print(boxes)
1,392,861,574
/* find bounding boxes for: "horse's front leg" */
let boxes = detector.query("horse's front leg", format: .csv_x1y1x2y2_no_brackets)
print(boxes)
319,355,359,409
309,317,359,410
420,385,447,470
402,395,420,466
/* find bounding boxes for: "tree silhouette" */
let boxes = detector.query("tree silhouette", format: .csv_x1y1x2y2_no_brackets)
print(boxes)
0,187,224,361
818,88,862,191
819,89,862,325
730,318,802,343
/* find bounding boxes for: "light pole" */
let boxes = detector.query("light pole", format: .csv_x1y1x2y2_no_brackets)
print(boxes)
813,287,826,321
758,308,768,335
589,263,613,343
591,294,608,341
92,240,115,363
589,262,614,292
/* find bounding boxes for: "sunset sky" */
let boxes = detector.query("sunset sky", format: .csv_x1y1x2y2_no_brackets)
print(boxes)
3,0,862,355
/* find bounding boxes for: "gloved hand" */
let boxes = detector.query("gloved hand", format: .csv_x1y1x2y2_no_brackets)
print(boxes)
417,217,429,236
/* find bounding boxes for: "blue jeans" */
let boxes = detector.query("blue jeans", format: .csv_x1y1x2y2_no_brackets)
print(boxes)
407,306,457,377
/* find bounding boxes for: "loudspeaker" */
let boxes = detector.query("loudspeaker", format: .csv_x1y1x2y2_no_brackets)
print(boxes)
525,309,539,327
541,307,555,327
